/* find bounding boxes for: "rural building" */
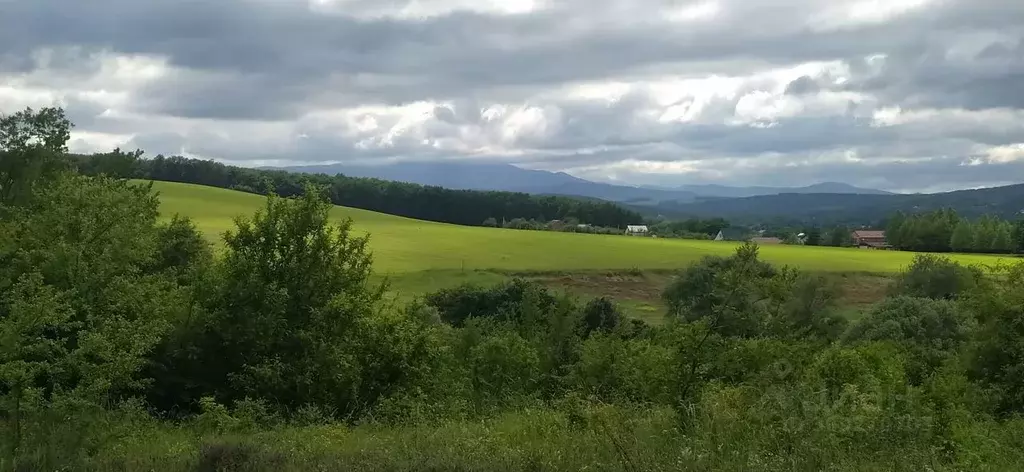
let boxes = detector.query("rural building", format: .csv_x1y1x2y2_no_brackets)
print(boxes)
750,237,783,245
714,228,749,241
851,230,889,249
625,225,649,236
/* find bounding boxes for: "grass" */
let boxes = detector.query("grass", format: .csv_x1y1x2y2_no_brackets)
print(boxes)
31,405,1024,471
146,180,1005,321
149,180,1016,275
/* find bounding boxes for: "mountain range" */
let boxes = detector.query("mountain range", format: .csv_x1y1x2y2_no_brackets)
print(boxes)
267,161,892,204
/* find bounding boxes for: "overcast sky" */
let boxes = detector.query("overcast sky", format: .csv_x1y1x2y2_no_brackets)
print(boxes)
2,0,1023,192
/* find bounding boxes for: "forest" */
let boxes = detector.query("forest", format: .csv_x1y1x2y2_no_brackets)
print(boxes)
886,209,1024,253
74,149,644,230
5,108,1024,470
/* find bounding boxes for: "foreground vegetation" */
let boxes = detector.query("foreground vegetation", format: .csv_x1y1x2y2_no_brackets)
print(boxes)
7,108,1024,471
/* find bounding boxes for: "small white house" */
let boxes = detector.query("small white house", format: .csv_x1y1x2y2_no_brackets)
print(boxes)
625,225,649,236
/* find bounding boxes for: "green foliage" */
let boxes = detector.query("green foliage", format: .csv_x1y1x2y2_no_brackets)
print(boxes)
0,173,197,465
574,333,676,404
1014,219,1024,253
648,218,728,239
424,279,558,327
844,296,976,383
0,107,73,208
889,209,1017,254
663,242,844,339
966,262,1024,415
891,254,983,300
148,187,397,418
824,224,853,247
75,147,144,179
950,219,975,252
804,226,822,246
467,327,541,409
580,297,622,336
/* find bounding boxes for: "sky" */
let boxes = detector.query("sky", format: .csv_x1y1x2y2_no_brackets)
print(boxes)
1,0,1023,193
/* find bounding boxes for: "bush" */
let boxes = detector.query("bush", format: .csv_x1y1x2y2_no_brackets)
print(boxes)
663,243,843,340
581,297,622,336
145,187,393,419
466,327,541,410
574,334,676,404
425,279,558,327
891,254,983,300
845,296,976,383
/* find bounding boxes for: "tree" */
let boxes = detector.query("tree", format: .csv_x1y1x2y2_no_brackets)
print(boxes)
972,216,998,252
482,217,498,227
0,107,73,207
150,186,391,416
1,175,190,455
992,222,1015,254
76,147,143,179
950,220,975,252
886,211,906,248
1014,219,1024,253
825,225,852,247
662,243,842,340
804,227,822,246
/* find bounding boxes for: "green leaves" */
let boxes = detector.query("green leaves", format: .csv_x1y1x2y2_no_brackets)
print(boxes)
0,107,73,207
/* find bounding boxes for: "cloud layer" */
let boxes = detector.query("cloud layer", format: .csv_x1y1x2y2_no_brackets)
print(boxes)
2,0,1023,192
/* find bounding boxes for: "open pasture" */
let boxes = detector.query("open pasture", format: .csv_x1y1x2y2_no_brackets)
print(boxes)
149,180,1014,276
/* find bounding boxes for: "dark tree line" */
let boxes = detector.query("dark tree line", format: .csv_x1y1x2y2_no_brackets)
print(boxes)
647,217,729,239
886,209,1024,254
74,150,644,229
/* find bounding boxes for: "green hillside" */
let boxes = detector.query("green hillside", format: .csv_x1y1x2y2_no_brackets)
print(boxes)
149,180,1014,275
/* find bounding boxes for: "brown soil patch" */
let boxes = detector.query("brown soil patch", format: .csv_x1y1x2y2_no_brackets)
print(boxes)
830,273,893,309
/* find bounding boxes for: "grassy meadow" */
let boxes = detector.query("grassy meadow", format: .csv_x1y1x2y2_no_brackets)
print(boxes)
150,180,1015,273
149,180,1016,321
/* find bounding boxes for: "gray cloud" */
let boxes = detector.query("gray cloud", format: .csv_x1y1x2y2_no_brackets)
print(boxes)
2,0,1024,191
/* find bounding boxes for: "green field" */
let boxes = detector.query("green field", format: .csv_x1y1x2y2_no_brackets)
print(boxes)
150,180,1014,274
149,180,1016,321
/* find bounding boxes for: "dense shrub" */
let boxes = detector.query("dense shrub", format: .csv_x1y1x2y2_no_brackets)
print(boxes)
891,254,984,300
845,296,976,383
424,279,558,327
967,263,1024,415
663,242,843,339
580,296,622,336
146,188,402,419
574,333,676,403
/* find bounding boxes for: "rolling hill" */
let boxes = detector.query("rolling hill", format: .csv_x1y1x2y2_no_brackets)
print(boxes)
654,184,1024,225
149,180,1012,275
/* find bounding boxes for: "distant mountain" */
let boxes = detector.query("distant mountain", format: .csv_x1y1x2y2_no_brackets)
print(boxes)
657,182,893,198
645,184,1024,225
268,162,700,205
268,162,891,204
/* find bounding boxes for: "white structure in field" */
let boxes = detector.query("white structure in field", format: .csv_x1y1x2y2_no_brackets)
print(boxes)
625,225,649,236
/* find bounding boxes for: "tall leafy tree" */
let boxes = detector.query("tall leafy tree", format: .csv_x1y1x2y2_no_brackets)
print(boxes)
804,227,822,246
950,220,975,253
1014,219,1024,253
0,174,191,455
152,186,397,416
0,107,72,207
